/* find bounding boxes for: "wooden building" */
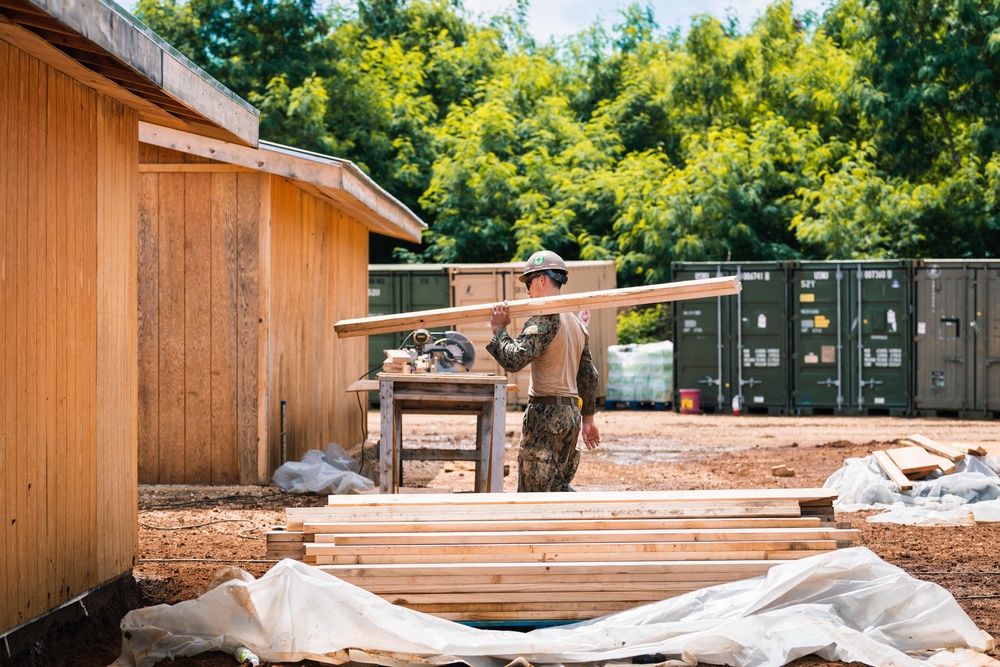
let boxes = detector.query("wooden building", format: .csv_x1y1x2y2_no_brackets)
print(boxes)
0,0,257,639
137,124,425,485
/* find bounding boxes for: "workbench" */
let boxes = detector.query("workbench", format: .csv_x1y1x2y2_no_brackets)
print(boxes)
377,373,507,494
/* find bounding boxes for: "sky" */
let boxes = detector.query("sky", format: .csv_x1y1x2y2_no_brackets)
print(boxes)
459,0,832,42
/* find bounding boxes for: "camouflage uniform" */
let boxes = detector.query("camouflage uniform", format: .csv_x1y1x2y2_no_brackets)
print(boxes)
487,314,600,492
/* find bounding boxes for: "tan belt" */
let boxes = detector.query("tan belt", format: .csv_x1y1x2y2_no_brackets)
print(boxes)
529,395,578,407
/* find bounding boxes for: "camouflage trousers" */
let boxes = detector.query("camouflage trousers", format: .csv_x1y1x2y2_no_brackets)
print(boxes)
517,403,581,492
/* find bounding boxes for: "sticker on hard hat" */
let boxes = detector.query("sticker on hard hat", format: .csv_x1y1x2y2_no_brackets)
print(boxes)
533,256,545,265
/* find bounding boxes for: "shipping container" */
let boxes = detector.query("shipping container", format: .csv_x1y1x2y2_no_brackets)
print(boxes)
367,266,452,404
790,261,912,415
913,260,1000,418
672,262,791,414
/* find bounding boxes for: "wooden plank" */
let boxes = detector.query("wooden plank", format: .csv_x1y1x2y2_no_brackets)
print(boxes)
872,450,913,491
323,488,836,507
184,172,212,483
311,544,836,565
210,171,239,483
137,170,159,483
314,527,859,546
318,559,784,579
902,434,966,462
306,539,839,557
335,275,742,338
286,503,804,531
96,95,138,578
78,78,99,593
237,172,262,484
23,50,41,618
886,446,955,475
344,573,764,593
303,517,824,534
0,39,11,628
158,171,186,483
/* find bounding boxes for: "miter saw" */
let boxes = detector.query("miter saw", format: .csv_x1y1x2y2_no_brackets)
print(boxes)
389,329,476,373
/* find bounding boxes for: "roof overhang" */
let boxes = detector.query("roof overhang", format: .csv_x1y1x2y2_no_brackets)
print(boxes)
0,0,258,146
139,122,426,243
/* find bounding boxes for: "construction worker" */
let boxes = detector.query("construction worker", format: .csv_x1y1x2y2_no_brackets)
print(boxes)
487,250,601,492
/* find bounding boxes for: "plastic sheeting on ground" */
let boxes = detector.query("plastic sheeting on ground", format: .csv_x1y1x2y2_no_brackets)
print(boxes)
271,443,374,495
111,547,998,667
823,454,1000,525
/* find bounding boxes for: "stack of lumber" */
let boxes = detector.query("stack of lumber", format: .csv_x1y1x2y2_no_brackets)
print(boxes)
382,349,412,373
872,434,993,491
266,489,856,622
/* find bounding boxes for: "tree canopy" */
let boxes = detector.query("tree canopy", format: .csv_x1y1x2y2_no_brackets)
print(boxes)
136,0,1000,282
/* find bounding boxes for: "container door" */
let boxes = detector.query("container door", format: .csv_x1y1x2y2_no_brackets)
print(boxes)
985,265,1000,414
451,268,505,375
855,263,911,412
913,263,968,412
792,264,846,411
735,264,789,414
673,265,730,413
368,270,402,375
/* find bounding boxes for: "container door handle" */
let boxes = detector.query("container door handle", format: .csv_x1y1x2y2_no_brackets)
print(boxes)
860,378,883,388
740,377,761,387
970,320,981,336
699,376,721,387
816,378,840,387
943,356,965,363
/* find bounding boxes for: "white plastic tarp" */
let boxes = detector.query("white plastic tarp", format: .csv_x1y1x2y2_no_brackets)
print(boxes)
271,443,374,495
111,547,998,667
824,454,1000,525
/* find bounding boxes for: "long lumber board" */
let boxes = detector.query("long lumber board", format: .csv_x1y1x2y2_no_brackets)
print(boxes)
318,559,784,579
302,516,826,534
334,275,742,337
901,434,966,462
311,546,834,565
313,527,860,546
284,500,806,530
324,488,838,507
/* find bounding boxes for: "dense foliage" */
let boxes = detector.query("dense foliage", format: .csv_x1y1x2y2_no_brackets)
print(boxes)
137,0,1000,286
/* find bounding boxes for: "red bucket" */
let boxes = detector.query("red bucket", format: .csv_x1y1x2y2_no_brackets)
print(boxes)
679,388,701,414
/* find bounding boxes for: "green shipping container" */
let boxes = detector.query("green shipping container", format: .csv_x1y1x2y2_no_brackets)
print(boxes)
672,262,790,414
367,265,452,404
912,260,1000,418
790,261,912,414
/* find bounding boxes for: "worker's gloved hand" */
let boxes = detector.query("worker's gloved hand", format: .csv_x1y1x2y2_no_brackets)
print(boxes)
491,300,511,334
581,417,601,450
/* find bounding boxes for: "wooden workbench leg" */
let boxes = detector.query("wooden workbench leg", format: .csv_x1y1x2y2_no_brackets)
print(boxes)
394,402,403,492
475,409,489,492
379,379,395,494
489,382,507,493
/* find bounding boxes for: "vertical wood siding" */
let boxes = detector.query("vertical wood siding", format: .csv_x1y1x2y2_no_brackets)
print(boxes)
0,39,138,633
266,176,367,469
137,147,260,484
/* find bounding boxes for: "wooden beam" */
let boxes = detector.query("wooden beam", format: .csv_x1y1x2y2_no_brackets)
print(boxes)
887,446,956,476
901,434,966,462
872,450,913,491
334,275,742,338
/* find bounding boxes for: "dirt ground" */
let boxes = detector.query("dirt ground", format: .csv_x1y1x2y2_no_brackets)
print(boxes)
30,411,1000,667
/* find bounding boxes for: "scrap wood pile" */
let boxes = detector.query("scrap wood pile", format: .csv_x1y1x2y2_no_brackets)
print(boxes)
266,489,858,621
871,434,1000,491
